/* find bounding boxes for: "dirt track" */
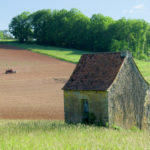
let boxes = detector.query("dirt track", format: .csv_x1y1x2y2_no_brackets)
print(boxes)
0,44,75,120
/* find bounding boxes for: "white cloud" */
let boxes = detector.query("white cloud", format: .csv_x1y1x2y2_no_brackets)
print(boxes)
123,4,144,14
133,4,144,9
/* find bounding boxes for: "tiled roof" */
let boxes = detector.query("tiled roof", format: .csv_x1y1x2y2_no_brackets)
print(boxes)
63,52,125,91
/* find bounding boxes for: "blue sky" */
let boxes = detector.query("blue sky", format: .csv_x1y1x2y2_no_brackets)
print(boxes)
0,0,149,30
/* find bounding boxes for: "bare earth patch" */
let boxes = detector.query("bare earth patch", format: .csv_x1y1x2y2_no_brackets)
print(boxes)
0,44,75,120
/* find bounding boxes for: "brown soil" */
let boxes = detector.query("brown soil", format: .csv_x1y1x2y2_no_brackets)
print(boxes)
0,44,75,120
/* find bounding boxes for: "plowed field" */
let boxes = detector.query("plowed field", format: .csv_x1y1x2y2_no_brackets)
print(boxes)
0,44,75,119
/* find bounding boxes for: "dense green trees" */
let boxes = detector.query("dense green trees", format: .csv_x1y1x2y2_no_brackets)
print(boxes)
9,9,150,59
107,18,150,58
30,9,51,44
9,12,32,42
90,14,114,51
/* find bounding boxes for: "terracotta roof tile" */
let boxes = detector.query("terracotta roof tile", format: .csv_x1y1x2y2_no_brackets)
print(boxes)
63,52,125,91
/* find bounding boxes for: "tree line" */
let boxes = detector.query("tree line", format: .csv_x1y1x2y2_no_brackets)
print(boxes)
0,30,13,39
9,9,150,59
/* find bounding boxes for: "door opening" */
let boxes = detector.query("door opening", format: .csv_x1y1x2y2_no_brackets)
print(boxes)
82,99,89,124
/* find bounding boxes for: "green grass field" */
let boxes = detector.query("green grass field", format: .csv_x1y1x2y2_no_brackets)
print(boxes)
0,120,150,150
1,41,150,149
0,41,90,63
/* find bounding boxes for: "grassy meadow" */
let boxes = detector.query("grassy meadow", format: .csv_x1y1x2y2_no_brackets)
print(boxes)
0,41,150,149
0,120,150,150
135,59,150,83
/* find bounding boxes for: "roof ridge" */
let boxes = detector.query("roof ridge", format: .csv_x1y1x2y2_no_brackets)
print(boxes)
82,51,132,56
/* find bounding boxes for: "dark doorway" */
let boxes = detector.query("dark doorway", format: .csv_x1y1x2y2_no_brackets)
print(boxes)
82,99,89,124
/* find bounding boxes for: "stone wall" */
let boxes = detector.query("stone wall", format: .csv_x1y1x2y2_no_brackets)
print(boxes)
142,89,150,130
108,57,149,129
64,90,108,125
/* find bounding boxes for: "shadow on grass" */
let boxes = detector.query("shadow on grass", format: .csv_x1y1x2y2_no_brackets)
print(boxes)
0,120,98,133
0,41,91,54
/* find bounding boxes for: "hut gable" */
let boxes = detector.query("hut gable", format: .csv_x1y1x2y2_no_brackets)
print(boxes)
63,52,125,91
108,56,149,128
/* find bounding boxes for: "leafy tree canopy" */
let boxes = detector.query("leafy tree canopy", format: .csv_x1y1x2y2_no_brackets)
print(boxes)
9,9,150,59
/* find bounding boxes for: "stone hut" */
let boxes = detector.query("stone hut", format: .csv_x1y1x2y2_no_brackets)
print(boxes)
63,51,150,129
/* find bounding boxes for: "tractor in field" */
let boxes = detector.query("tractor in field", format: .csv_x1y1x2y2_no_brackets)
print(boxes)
5,69,16,74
